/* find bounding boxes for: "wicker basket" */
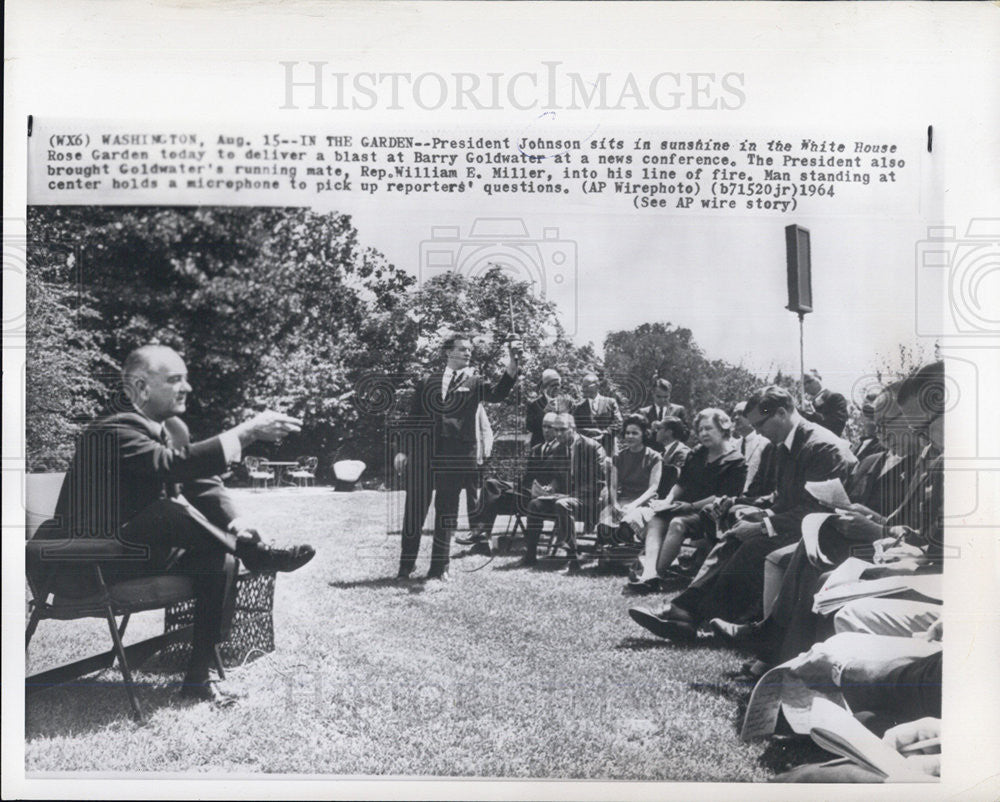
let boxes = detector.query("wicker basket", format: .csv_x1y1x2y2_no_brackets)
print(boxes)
159,571,276,669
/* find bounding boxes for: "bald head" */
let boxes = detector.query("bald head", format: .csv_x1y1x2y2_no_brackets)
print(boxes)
122,344,191,421
122,344,179,382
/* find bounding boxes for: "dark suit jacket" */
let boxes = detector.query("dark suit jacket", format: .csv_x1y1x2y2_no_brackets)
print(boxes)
525,395,549,449
852,436,883,463
764,418,857,540
639,402,687,448
573,395,623,438
639,402,687,425
36,408,237,540
803,390,849,437
846,450,914,517
574,394,623,456
524,434,606,513
656,440,691,498
406,369,515,454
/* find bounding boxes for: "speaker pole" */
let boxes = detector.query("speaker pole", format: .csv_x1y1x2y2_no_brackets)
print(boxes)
798,311,806,406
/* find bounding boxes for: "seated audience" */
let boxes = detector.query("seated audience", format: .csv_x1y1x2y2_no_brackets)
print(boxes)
627,408,746,591
520,412,606,573
712,363,943,670
596,414,662,546
628,386,855,639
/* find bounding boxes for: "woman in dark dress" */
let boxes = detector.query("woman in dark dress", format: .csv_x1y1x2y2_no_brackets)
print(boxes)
598,414,662,544
628,407,746,590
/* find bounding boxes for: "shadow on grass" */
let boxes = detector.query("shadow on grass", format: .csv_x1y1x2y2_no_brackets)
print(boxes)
327,576,412,591
26,680,178,738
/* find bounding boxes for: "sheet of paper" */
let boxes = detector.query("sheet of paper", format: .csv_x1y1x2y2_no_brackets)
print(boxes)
809,698,935,782
802,512,837,567
805,478,851,510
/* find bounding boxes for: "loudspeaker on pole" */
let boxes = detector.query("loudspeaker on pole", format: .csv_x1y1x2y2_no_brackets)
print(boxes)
785,224,813,314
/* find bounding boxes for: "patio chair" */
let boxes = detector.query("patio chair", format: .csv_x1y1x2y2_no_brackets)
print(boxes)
244,456,274,490
24,473,236,722
289,456,318,487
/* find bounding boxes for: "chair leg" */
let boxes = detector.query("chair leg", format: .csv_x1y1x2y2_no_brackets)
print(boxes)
25,606,43,650
104,606,144,722
213,645,226,680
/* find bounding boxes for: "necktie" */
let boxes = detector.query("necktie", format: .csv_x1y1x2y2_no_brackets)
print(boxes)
446,369,461,397
741,437,747,456
159,426,180,498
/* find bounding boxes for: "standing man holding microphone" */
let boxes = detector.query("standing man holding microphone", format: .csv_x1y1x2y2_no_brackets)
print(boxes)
394,332,522,583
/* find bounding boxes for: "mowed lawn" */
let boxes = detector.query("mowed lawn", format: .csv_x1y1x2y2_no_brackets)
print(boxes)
25,488,801,780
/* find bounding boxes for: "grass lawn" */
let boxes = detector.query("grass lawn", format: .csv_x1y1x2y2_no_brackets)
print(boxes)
25,488,816,779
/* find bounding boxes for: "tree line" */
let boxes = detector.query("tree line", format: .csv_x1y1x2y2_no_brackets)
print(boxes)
26,206,794,478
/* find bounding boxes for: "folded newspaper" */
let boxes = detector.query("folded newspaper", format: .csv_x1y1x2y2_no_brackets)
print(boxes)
811,558,943,615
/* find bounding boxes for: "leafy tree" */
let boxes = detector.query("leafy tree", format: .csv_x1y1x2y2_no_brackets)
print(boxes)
25,258,116,471
603,322,764,419
388,268,602,442
27,206,416,478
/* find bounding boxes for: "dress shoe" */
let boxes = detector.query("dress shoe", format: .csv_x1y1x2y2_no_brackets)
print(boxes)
563,559,583,576
628,605,697,642
517,555,538,568
426,569,451,583
395,569,414,582
238,541,315,574
624,576,659,595
455,531,487,546
470,540,492,556
709,618,761,646
178,678,238,706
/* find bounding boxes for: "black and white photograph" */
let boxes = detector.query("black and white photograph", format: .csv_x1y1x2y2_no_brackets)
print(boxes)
4,2,998,800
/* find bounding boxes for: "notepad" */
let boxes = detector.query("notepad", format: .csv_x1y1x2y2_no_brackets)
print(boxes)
808,698,937,781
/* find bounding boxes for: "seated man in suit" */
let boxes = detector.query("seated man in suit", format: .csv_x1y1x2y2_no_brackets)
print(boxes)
711,368,943,669
573,373,623,455
521,412,606,574
463,412,561,552
629,385,855,641
801,369,850,437
639,378,687,448
30,344,316,703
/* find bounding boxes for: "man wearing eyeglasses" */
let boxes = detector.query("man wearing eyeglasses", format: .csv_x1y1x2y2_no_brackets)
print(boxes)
708,363,945,668
629,385,855,641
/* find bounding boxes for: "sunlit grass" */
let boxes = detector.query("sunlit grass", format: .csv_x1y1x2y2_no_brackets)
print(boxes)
26,488,780,779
